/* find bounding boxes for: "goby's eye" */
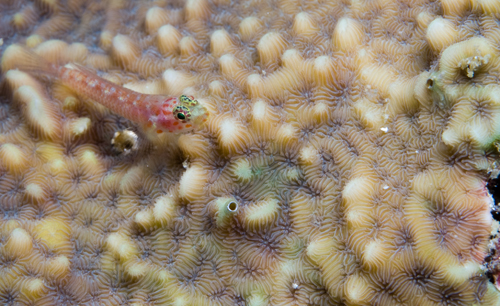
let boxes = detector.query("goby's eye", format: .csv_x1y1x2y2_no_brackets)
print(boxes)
173,105,191,121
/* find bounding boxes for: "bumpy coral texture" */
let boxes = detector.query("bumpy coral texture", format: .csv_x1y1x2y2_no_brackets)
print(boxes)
2,0,500,305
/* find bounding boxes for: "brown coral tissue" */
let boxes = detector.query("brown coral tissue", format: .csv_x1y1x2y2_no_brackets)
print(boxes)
3,0,500,305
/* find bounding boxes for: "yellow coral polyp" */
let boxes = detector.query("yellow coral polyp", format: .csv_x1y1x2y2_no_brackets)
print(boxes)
106,232,138,261
5,228,33,257
157,24,182,55
242,198,278,230
14,85,61,139
0,143,28,174
34,218,71,251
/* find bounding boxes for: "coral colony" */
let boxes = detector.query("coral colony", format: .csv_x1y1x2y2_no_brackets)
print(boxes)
2,0,500,305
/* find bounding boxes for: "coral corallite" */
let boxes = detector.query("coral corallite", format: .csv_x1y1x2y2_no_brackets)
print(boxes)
2,0,500,305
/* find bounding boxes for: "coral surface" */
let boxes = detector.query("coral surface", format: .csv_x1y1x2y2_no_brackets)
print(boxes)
2,0,500,305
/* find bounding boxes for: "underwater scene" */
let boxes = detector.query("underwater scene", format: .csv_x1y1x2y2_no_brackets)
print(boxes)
2,0,500,305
